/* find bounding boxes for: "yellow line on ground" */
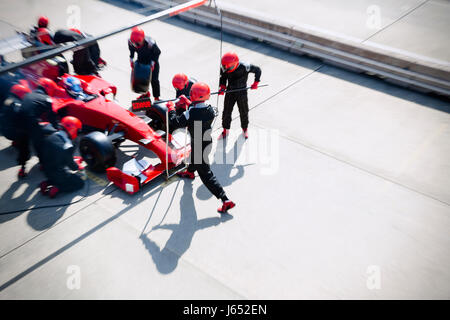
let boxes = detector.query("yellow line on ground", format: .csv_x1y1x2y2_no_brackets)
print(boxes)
84,170,109,187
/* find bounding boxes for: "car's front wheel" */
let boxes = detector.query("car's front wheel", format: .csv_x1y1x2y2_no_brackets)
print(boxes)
79,131,116,173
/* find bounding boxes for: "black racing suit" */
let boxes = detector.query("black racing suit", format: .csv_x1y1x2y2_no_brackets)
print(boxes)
54,29,101,75
20,87,58,162
129,36,161,98
219,62,261,130
175,78,196,116
0,93,30,166
29,26,54,52
40,128,84,192
175,78,196,98
169,102,227,201
0,63,24,106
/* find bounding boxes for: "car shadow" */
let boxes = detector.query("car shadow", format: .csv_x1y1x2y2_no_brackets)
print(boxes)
140,179,232,274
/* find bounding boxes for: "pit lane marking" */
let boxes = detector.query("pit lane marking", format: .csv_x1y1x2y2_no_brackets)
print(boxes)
84,170,109,186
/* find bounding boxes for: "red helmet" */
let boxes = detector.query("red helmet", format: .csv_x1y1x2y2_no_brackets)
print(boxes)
172,73,188,90
190,82,210,102
221,52,239,73
130,27,145,47
37,77,58,96
10,84,31,100
60,116,82,140
38,16,49,28
37,28,54,45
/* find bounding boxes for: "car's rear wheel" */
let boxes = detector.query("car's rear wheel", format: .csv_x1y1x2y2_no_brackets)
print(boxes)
79,131,116,173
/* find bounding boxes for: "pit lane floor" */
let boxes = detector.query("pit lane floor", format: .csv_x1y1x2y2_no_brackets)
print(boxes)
0,0,449,299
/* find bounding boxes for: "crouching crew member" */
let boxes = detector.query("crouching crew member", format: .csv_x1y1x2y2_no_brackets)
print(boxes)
172,73,196,98
53,28,106,75
219,52,261,139
172,73,196,113
20,77,60,165
0,83,32,178
167,82,235,214
129,27,161,100
39,116,84,198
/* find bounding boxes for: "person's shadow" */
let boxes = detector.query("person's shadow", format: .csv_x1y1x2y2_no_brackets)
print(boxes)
0,178,36,223
140,179,232,274
197,135,251,200
0,163,82,230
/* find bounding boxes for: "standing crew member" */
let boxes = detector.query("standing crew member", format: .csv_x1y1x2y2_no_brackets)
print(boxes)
172,73,195,113
218,52,261,139
128,27,161,100
39,116,84,198
172,73,196,98
30,16,51,39
29,16,54,49
167,82,236,214
0,83,32,178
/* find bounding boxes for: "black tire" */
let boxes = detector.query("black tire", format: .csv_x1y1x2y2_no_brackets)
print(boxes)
146,109,166,131
55,55,69,76
145,102,169,132
79,131,116,173
131,62,151,93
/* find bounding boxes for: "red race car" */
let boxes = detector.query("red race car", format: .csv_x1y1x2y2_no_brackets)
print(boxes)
0,0,211,194
19,57,191,195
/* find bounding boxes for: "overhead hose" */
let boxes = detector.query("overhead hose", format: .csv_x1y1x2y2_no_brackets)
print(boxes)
213,0,223,126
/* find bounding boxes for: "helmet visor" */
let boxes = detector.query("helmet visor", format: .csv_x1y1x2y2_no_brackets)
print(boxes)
221,64,235,73
131,39,144,48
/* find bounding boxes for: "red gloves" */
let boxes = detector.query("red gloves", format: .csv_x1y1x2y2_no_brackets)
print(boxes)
130,59,134,69
251,81,259,90
73,156,86,170
98,57,107,68
166,101,175,112
151,61,155,71
218,85,226,95
175,95,191,110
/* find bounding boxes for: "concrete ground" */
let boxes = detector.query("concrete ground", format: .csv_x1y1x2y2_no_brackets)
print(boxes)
0,0,449,299
221,0,450,64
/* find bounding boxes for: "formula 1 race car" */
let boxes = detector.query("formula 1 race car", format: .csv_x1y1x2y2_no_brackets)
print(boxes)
58,73,191,195
0,0,211,194
1,36,191,195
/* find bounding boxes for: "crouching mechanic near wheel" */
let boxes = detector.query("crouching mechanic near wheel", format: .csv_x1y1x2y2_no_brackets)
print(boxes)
166,82,235,214
20,77,60,172
172,73,196,114
0,83,32,178
39,116,85,198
